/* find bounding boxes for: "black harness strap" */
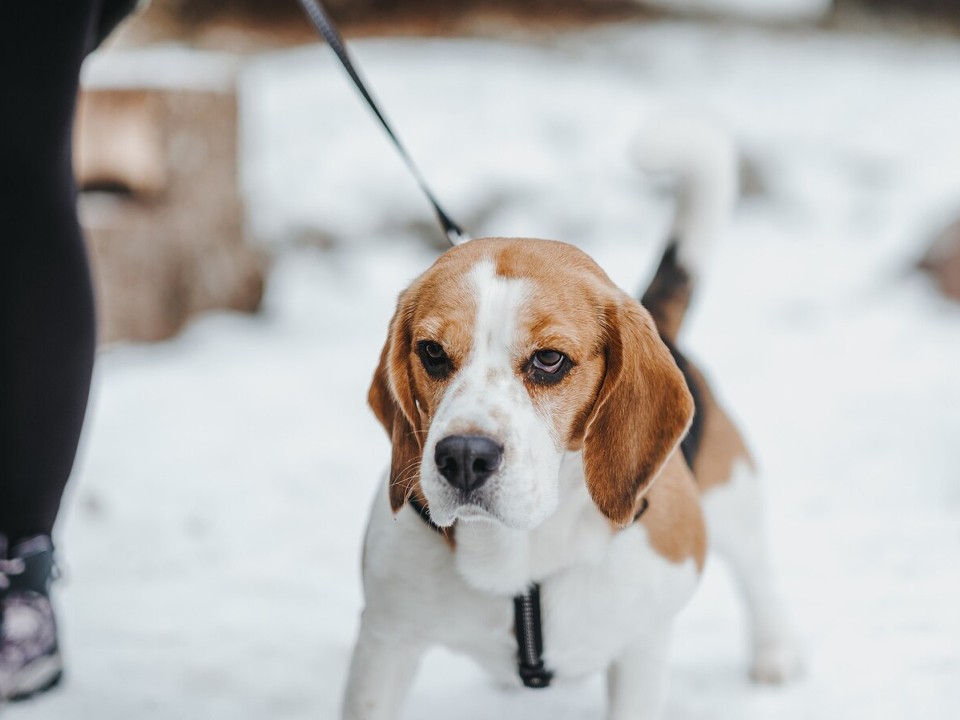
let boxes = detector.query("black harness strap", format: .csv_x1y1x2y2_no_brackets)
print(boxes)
513,584,553,689
296,0,469,247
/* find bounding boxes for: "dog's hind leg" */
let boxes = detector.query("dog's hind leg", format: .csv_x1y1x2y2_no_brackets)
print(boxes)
701,460,804,684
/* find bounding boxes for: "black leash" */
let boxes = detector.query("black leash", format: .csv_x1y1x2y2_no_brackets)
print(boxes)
296,0,470,247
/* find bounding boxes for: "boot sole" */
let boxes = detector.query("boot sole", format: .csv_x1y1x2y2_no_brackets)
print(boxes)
7,653,64,702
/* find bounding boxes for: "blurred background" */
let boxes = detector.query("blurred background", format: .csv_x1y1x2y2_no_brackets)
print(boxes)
10,0,960,718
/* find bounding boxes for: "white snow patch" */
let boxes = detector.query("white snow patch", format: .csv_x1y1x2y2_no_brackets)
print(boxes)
81,45,240,91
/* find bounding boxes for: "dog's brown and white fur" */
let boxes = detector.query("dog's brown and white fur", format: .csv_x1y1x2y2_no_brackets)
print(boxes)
344,118,801,720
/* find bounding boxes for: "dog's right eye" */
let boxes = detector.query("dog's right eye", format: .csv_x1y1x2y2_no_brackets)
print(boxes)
418,341,452,378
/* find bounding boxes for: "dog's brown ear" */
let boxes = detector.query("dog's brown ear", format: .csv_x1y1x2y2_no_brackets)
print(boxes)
582,296,694,526
368,295,422,513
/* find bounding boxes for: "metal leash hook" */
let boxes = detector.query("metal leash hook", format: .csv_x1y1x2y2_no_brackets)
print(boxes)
296,0,470,247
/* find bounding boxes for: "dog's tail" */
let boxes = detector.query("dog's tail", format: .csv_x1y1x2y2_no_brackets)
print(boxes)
634,114,739,343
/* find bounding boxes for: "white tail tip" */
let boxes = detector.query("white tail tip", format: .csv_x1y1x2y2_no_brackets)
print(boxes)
632,112,739,279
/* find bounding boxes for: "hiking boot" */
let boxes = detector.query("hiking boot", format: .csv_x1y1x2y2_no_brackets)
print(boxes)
0,535,63,702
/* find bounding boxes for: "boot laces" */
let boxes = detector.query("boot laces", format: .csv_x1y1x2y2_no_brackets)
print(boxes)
0,558,25,592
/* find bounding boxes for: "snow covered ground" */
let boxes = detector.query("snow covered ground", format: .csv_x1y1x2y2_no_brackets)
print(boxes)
8,17,960,720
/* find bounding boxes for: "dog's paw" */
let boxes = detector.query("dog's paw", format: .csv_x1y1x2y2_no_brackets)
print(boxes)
750,636,805,685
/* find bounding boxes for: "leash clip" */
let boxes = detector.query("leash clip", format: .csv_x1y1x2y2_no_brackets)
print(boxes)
446,227,471,246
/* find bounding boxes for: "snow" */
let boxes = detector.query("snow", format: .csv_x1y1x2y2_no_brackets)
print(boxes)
9,17,960,720
81,47,240,92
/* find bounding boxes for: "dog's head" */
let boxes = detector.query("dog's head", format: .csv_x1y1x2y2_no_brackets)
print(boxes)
369,238,693,530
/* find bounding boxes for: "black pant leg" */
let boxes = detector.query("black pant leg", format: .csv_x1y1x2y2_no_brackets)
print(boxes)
0,2,104,543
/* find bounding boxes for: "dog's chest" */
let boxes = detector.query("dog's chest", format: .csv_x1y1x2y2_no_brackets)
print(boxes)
434,490,699,684
364,467,699,687
430,529,698,686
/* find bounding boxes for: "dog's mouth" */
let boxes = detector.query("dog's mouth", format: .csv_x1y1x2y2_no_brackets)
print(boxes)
452,502,498,523
422,482,516,527
427,496,497,527
431,495,550,533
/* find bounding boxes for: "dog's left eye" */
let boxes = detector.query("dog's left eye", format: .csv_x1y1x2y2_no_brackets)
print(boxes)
418,341,453,378
528,349,571,384
533,350,564,373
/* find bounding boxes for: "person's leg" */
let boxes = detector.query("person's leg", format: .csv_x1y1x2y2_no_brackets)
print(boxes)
0,1,119,703
0,3,102,545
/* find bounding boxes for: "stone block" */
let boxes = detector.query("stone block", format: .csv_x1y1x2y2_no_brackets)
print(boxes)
75,48,265,344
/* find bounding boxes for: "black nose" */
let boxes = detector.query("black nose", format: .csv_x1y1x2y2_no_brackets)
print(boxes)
434,435,502,493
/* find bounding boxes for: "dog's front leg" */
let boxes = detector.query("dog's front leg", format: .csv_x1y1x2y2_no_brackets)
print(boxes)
606,629,673,720
342,612,424,720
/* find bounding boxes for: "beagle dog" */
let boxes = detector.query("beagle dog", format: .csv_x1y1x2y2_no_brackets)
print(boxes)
344,119,801,720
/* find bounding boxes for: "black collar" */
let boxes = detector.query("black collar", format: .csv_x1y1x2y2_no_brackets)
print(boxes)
405,495,652,690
